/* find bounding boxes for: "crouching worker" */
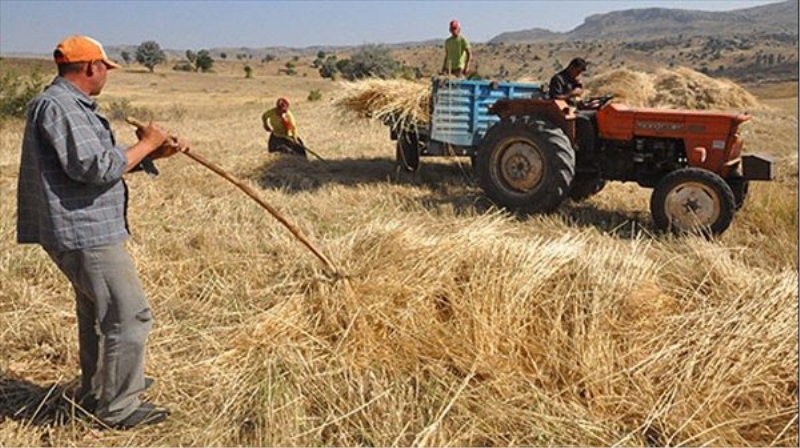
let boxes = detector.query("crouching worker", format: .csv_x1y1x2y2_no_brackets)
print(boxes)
261,97,307,158
17,35,189,429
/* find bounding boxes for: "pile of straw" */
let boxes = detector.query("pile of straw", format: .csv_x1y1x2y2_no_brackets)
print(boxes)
331,79,431,131
651,67,760,110
585,67,760,110
583,69,657,107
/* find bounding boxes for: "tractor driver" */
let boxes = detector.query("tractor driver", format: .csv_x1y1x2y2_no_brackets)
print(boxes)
549,58,597,160
549,57,588,105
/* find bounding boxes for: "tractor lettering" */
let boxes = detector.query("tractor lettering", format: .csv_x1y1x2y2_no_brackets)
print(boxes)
636,121,684,131
688,124,706,133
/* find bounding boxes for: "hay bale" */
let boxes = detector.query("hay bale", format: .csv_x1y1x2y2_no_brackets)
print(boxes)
332,79,431,131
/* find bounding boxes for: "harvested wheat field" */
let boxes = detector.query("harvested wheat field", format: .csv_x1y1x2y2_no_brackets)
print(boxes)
0,61,797,446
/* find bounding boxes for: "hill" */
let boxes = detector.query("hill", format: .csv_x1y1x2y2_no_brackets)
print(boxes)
491,0,798,43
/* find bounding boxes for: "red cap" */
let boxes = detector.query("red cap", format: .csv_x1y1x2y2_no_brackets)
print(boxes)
449,20,460,31
54,35,121,69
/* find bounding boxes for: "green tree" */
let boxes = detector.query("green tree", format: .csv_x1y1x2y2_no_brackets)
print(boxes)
319,55,338,79
186,50,197,64
220,52,227,60
135,40,166,72
195,50,214,73
244,64,253,78
337,44,399,81
120,50,131,65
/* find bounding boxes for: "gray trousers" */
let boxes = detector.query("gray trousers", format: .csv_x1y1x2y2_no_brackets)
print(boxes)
46,243,152,424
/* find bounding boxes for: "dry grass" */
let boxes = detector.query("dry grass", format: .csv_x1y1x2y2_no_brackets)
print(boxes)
0,60,797,446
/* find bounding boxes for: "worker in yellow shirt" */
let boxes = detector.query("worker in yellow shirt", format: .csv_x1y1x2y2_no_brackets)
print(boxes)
441,20,471,77
261,97,307,158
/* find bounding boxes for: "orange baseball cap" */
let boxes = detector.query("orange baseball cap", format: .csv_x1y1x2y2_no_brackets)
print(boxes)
54,35,121,69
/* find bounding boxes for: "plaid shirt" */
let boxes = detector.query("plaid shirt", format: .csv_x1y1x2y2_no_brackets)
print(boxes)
17,77,130,252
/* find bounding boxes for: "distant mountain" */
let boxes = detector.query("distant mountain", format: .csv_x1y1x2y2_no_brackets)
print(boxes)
489,28,565,44
491,0,798,43
5,0,796,60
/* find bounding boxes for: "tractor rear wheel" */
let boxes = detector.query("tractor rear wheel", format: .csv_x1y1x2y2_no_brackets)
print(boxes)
396,131,421,172
650,168,736,236
476,116,575,212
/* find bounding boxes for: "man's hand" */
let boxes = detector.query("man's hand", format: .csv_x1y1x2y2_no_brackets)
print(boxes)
150,137,189,159
135,121,169,151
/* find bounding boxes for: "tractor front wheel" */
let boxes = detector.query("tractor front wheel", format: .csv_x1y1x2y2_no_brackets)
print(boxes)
650,168,736,236
476,116,575,213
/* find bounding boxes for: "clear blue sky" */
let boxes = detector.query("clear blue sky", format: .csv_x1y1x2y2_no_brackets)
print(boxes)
0,0,786,54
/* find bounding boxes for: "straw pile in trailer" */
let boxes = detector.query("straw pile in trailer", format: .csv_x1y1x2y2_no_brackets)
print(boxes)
583,69,657,107
651,67,760,110
584,67,760,111
332,79,432,131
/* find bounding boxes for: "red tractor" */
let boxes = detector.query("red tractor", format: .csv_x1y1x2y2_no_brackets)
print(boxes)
476,96,774,235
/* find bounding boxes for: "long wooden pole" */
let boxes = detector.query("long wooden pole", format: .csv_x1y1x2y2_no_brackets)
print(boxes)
126,117,339,275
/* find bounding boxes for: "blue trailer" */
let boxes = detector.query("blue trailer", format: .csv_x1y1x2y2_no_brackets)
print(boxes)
391,77,544,171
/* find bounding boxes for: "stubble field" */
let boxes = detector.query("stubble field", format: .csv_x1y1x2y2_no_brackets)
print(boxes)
0,62,797,446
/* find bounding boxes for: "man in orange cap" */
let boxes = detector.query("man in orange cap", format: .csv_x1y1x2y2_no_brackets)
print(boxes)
17,35,187,429
441,19,472,77
261,97,308,158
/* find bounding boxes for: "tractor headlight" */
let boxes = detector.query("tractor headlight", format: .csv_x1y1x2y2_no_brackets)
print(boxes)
737,120,751,138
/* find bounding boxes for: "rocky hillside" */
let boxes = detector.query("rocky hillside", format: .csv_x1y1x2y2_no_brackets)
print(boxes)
490,0,797,43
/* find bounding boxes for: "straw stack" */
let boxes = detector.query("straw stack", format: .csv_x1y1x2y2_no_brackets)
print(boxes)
651,67,760,110
585,67,760,111
332,79,432,131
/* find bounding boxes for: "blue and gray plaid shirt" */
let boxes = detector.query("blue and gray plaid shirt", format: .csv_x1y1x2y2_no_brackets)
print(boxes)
17,77,130,252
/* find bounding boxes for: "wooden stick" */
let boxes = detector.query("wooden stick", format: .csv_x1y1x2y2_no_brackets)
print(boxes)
126,117,339,275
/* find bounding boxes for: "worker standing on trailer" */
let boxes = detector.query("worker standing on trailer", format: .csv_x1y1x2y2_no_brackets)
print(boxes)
261,97,308,158
16,35,187,429
441,20,471,77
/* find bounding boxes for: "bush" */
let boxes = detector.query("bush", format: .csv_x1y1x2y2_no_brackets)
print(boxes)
195,50,214,73
337,44,399,81
173,62,195,72
103,98,154,122
0,71,44,120
307,89,322,102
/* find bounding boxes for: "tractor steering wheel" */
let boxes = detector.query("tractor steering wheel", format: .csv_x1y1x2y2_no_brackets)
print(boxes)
578,94,614,110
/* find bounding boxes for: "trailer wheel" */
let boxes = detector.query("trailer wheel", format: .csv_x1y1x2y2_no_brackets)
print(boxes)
396,132,421,172
476,116,575,212
650,168,736,236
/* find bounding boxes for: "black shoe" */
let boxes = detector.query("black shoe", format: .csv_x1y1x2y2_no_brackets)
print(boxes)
75,377,155,415
111,402,170,429
77,392,99,414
